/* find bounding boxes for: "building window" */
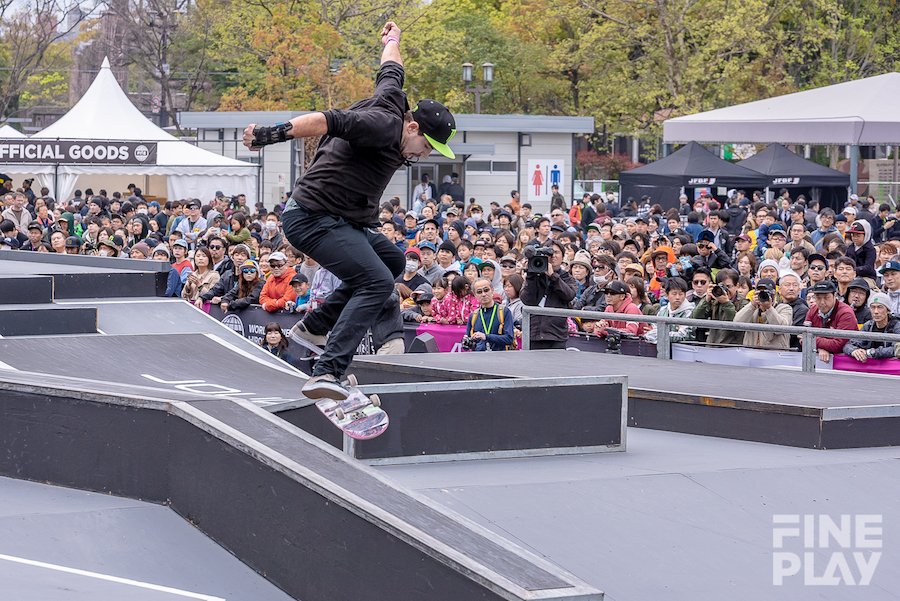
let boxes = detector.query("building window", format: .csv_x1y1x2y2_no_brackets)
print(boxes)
466,161,492,172
466,160,516,173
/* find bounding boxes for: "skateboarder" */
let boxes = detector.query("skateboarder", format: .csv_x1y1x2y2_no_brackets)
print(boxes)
243,20,457,400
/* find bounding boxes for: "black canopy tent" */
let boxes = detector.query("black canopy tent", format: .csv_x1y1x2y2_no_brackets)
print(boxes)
737,143,850,211
619,142,768,209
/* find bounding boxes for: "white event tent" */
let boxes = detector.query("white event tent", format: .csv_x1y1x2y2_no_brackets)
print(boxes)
0,57,257,203
0,124,26,138
663,72,900,188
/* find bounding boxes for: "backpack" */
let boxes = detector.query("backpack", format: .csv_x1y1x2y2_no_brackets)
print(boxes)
468,305,515,351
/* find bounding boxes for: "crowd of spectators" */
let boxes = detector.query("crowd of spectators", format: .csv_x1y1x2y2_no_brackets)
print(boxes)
3,176,900,363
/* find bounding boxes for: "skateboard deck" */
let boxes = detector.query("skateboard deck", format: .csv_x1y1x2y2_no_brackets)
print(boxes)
315,388,389,440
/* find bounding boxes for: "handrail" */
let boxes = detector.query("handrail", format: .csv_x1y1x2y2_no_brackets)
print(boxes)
521,305,900,373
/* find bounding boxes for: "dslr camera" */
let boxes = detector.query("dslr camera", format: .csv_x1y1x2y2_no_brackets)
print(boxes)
756,289,772,303
712,283,728,298
525,245,554,274
461,335,479,351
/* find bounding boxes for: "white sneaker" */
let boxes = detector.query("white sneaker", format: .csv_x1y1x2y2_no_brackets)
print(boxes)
290,320,328,348
302,374,349,400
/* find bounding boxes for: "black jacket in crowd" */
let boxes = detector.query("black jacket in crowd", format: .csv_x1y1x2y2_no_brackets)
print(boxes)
520,267,577,343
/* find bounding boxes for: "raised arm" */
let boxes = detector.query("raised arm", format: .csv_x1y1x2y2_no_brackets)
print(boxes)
380,20,402,67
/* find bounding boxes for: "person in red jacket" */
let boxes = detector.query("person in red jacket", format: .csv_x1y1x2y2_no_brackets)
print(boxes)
596,280,650,337
259,251,297,312
804,280,858,362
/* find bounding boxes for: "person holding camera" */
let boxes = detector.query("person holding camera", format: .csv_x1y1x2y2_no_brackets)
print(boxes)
691,268,745,345
732,278,793,349
520,243,577,349
464,277,515,351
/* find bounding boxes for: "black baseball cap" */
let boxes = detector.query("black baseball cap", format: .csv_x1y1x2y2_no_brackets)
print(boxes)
810,280,837,294
412,99,456,159
603,281,629,295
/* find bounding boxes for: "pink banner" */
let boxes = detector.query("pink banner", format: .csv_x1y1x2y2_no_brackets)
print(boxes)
832,355,900,376
416,323,467,352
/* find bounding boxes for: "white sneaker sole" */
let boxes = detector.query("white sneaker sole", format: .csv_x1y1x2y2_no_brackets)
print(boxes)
302,380,349,401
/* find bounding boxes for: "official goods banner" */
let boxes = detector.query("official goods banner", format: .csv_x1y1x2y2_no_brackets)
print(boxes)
0,139,158,165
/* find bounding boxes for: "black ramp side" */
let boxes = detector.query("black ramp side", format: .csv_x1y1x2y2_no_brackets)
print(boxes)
0,275,53,304
0,373,602,601
0,306,97,336
179,400,575,595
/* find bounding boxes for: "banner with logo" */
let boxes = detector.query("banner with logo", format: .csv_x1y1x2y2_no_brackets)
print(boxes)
0,139,157,165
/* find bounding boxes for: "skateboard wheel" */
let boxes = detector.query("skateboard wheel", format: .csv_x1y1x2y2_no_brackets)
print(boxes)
370,394,381,408
345,374,358,387
335,407,345,421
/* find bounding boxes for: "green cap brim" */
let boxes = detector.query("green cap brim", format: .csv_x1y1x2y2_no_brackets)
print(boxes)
424,132,456,160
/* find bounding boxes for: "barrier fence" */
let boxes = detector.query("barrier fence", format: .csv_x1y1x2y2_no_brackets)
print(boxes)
521,306,900,373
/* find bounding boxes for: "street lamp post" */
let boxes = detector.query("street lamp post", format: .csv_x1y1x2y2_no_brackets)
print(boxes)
462,62,494,114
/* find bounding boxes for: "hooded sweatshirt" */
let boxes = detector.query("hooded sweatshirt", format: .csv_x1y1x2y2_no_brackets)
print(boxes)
845,219,877,279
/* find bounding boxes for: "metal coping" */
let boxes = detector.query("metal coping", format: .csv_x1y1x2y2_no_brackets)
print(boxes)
0,248,169,273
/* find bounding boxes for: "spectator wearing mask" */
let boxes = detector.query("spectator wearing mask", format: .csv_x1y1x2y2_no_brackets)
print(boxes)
644,277,695,344
259,251,297,312
572,255,614,311
594,280,649,337
804,280,858,362
220,260,264,312
521,244,577,349
465,277,515,351
845,219,877,279
844,292,900,362
262,212,284,249
733,278,793,349
395,246,430,291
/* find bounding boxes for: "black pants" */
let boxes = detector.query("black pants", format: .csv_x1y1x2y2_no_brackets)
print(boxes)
530,340,567,350
282,205,404,377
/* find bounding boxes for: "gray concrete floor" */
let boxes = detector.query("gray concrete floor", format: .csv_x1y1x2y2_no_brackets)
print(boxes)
380,428,900,601
0,477,294,601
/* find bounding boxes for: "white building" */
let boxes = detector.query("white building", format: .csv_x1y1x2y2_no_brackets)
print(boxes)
177,111,593,213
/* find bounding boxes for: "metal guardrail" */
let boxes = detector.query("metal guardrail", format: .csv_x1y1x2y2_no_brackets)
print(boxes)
521,305,900,373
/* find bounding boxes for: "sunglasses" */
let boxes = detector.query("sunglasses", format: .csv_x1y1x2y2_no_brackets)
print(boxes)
693,280,709,285
241,267,257,273
209,245,223,250
697,243,710,249
474,287,492,295
809,264,826,270
269,261,285,268
501,262,516,268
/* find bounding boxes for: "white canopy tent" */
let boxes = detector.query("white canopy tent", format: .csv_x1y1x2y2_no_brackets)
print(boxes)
663,72,900,189
0,124,26,138
663,72,900,145
0,57,257,203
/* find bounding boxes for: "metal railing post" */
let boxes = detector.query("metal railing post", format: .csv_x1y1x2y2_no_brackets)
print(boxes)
801,331,817,373
521,309,531,350
656,323,671,360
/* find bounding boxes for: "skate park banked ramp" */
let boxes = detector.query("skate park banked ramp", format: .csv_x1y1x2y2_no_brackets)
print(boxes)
0,365,603,601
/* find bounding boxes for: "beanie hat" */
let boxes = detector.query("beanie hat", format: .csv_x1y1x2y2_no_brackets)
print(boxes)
868,291,891,309
438,240,457,255
757,259,781,278
130,242,151,258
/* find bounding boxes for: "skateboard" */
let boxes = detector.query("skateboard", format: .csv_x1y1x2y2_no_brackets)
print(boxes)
313,375,389,440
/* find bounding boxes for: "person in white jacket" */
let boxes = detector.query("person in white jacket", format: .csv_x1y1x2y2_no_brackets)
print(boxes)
644,277,695,344
732,278,793,349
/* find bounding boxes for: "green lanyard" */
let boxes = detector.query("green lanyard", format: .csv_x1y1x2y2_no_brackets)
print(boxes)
479,305,497,335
